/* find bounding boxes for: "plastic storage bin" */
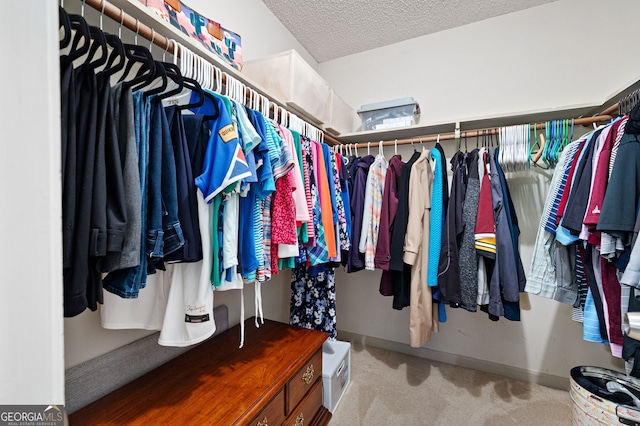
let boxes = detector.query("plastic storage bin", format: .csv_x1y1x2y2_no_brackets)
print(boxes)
325,89,355,136
242,49,329,125
357,97,420,131
322,340,351,413
570,366,640,425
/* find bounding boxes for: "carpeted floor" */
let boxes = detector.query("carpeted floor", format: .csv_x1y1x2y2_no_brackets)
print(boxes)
329,343,573,425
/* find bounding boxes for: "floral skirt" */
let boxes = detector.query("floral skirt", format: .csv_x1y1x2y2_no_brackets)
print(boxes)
290,266,337,339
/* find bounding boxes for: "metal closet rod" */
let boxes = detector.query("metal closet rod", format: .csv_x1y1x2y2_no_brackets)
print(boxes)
338,113,616,148
81,0,331,143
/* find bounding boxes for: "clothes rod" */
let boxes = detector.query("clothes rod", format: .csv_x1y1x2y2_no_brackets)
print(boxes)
337,113,615,148
80,0,332,144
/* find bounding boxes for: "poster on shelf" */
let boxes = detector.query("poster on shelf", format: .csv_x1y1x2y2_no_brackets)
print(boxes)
139,0,243,70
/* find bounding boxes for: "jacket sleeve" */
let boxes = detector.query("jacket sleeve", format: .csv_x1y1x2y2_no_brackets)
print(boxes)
403,161,425,266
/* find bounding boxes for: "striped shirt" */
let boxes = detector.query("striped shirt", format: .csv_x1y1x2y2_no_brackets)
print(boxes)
300,137,315,244
609,116,629,178
544,141,584,235
359,154,388,270
526,140,581,297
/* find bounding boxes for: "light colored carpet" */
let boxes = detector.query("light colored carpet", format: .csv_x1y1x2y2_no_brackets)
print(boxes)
329,343,572,425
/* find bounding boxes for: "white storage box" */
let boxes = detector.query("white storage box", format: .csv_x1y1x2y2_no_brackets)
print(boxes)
325,89,356,136
357,97,420,131
242,50,329,125
322,340,351,413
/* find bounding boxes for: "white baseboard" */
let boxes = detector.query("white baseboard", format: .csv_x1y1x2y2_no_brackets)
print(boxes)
336,329,570,391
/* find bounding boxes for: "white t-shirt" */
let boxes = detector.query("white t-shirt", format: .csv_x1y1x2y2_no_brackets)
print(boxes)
101,190,216,347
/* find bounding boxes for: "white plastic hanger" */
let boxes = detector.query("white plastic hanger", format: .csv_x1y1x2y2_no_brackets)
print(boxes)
394,139,398,155
134,19,140,45
498,127,505,170
99,0,106,30
379,140,384,158
118,10,125,39
367,142,371,156
149,29,155,54
163,38,171,62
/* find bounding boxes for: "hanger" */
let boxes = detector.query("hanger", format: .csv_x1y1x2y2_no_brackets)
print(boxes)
355,143,359,157
84,26,109,71
157,62,184,100
552,120,561,164
367,141,371,156
394,139,398,155
67,14,91,63
523,124,531,171
59,7,72,50
378,140,384,158
120,43,155,88
530,124,545,167
500,127,507,170
134,31,168,97
119,19,155,88
99,33,126,78
173,77,204,110
137,61,167,98
542,121,551,167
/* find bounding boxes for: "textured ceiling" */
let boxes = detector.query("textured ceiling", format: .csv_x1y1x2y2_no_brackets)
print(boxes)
261,0,558,63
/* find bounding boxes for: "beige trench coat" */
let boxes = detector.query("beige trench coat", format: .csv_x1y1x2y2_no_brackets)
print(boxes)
403,148,439,347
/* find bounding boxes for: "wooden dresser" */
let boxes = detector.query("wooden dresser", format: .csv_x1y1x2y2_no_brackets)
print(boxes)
69,318,331,426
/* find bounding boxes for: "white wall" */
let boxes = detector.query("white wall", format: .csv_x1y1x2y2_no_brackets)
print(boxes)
0,0,64,405
318,0,640,130
63,0,305,369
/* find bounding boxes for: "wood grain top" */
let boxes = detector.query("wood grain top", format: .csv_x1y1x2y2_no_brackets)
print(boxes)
69,318,328,426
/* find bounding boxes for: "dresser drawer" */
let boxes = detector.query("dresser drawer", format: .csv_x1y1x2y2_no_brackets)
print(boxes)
284,379,323,426
248,388,285,426
286,348,322,414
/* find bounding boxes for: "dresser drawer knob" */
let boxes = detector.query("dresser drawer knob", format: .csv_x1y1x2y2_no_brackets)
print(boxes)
302,364,314,384
294,413,304,426
257,417,268,426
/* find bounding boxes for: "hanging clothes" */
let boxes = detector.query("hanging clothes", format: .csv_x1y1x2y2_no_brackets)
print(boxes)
459,149,480,311
376,154,404,296
348,155,375,272
403,148,437,347
438,151,465,307
388,150,421,310
359,152,388,270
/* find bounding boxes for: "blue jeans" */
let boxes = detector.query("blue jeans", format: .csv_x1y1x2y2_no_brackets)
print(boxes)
146,97,184,275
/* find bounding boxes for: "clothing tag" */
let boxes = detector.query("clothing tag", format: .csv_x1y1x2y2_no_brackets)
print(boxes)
185,314,210,323
219,124,237,143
